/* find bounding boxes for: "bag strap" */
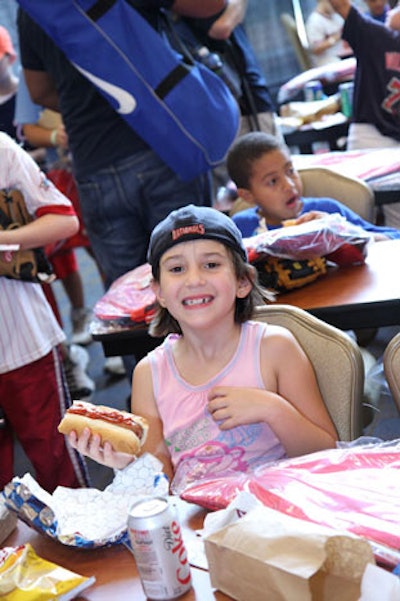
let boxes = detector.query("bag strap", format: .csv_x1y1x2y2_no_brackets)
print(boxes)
159,10,198,67
86,0,117,21
164,13,260,131
223,38,261,131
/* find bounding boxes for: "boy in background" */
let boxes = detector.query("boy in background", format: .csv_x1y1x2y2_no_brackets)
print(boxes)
226,131,400,241
226,131,398,418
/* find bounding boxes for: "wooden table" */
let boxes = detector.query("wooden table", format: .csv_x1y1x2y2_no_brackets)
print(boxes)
284,119,349,154
278,239,400,330
3,502,231,601
92,240,400,357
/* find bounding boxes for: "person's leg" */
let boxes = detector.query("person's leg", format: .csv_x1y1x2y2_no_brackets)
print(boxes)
50,249,92,345
61,270,84,309
0,393,16,490
347,122,400,150
76,149,210,381
1,349,90,493
76,149,211,287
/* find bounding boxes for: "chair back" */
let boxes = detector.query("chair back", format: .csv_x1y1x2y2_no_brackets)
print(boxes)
281,13,313,72
298,166,375,222
384,332,400,412
230,166,374,222
253,304,364,441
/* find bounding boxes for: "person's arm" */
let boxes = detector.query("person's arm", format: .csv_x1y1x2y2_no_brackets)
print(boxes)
208,0,248,40
0,212,79,250
301,199,399,242
131,358,174,481
22,121,68,150
23,122,68,150
22,69,59,112
172,0,226,18
328,0,352,19
309,29,343,55
208,325,337,457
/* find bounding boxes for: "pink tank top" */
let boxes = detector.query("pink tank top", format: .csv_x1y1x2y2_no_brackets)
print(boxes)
148,320,287,492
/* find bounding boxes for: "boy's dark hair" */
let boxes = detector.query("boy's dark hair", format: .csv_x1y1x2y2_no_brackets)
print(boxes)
149,247,272,338
227,132,288,189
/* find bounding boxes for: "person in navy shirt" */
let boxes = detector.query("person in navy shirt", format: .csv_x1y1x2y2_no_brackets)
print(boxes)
364,0,390,23
328,0,400,228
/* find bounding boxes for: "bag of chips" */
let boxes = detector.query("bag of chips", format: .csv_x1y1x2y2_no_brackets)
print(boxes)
0,543,95,600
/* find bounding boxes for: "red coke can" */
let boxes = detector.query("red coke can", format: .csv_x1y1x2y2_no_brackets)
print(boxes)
128,496,192,600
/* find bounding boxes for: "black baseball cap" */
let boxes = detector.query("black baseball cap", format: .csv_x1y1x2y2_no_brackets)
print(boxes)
147,204,247,274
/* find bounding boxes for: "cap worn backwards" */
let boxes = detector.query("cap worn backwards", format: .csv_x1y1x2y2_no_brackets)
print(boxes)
147,204,247,273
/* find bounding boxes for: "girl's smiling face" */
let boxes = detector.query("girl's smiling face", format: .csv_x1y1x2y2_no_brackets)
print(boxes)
239,148,304,226
153,239,251,331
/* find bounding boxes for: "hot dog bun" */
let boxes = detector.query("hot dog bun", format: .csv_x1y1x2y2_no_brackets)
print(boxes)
58,401,148,455
282,219,298,227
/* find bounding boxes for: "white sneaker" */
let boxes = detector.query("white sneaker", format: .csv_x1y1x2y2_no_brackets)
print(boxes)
71,307,93,346
69,344,89,371
104,356,126,377
64,345,95,401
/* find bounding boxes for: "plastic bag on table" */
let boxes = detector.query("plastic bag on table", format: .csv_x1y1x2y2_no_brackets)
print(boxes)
180,439,400,565
243,213,371,266
92,263,156,332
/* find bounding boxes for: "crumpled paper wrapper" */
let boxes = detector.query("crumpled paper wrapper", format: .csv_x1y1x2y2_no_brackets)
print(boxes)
2,453,169,548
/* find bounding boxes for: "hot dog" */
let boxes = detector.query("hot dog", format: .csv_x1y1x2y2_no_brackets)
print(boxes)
58,401,149,455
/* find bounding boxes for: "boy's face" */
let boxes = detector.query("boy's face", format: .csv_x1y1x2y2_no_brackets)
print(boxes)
237,148,303,226
366,0,387,17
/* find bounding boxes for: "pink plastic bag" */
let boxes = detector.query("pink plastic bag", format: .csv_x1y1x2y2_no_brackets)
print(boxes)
181,441,400,558
243,213,371,265
93,263,156,325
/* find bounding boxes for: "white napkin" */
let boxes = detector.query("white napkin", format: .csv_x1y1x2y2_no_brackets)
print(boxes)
15,453,169,544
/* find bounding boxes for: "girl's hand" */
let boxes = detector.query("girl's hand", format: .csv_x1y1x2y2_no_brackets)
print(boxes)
208,386,271,430
68,427,135,470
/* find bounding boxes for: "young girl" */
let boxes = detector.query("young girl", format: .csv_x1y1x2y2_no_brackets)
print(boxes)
70,205,337,492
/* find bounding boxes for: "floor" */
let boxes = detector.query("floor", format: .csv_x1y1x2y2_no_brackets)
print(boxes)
14,248,400,490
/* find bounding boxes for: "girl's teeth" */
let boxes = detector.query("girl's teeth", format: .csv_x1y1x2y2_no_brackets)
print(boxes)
184,297,209,305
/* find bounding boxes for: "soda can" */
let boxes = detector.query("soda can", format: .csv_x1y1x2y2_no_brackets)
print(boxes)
128,496,192,600
304,80,323,102
339,81,354,118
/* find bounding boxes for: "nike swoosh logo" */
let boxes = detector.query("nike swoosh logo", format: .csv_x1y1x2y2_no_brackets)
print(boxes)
74,64,137,114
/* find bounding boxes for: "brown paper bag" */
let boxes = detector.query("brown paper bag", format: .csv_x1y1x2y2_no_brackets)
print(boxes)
204,506,374,601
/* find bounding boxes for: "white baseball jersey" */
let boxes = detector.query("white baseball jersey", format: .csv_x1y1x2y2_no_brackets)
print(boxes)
0,132,74,373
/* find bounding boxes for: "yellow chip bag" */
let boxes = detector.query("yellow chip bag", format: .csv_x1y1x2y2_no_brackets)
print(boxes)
0,543,95,600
